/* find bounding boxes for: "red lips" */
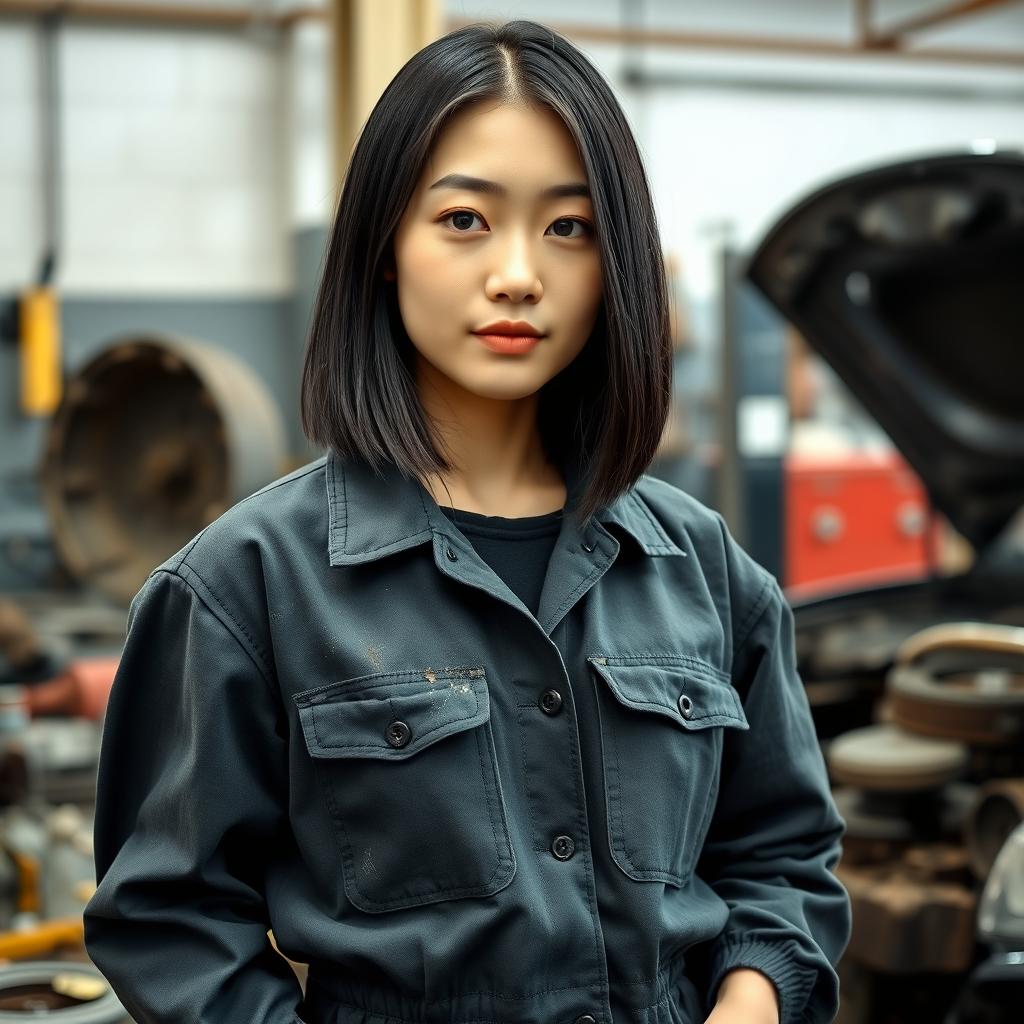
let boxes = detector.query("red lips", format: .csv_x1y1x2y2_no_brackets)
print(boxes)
473,320,544,337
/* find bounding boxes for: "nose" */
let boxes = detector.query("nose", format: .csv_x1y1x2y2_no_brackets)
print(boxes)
485,231,543,304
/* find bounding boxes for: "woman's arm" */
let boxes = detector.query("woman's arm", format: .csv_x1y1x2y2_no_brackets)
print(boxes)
84,568,303,1023
693,538,853,1024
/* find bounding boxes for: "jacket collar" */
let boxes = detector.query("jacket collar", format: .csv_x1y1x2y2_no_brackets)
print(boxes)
326,447,686,566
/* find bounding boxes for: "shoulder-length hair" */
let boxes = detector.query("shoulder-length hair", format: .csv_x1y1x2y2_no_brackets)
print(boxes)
300,18,672,526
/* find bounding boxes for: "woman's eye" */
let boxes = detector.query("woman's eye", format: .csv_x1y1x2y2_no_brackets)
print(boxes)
548,217,592,239
439,211,592,238
442,210,484,233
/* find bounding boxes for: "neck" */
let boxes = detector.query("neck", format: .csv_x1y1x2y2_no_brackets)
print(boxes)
414,357,566,517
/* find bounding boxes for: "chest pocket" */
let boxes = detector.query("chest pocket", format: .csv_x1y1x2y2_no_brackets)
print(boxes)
293,667,516,913
587,655,749,888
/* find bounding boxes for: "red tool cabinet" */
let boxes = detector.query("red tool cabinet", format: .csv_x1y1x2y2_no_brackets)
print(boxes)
785,449,945,597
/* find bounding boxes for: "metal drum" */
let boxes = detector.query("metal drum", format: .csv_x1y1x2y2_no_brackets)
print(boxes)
41,333,286,605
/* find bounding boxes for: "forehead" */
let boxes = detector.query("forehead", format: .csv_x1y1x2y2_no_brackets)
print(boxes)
418,100,589,194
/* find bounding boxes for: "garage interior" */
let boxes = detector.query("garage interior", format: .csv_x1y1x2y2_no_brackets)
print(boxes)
0,1,1022,1021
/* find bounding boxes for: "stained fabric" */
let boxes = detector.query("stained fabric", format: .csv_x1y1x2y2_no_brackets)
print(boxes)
84,449,852,1024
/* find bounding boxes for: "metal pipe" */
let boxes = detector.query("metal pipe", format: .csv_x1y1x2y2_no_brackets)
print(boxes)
867,0,1021,50
3,4,1022,69
0,0,310,29
448,17,1024,70
621,65,1024,103
36,8,60,286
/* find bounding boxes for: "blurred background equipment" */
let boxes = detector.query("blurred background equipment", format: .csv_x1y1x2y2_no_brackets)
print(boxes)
0,960,126,1019
40,333,287,606
747,151,1024,558
746,149,1024,1024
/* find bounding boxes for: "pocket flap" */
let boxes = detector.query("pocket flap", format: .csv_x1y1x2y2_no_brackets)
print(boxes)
293,668,490,760
587,655,749,731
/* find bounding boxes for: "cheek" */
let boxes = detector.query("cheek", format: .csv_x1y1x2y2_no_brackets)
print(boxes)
563,257,604,322
396,248,465,343
396,233,460,307
404,239,441,281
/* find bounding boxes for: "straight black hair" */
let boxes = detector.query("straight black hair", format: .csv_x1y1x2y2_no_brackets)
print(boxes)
300,18,672,526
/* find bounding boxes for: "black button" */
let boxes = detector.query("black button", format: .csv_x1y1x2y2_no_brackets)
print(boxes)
575,1016,597,1024
445,545,458,561
678,693,694,719
386,720,411,748
539,688,563,715
581,540,595,552
551,834,576,860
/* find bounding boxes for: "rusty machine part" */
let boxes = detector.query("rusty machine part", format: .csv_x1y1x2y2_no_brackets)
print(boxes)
964,778,1024,882
41,334,286,605
826,723,977,866
835,851,977,974
827,722,969,792
886,623,1024,746
832,784,976,865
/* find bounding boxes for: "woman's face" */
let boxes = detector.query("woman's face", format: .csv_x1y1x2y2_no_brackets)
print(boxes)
391,100,603,405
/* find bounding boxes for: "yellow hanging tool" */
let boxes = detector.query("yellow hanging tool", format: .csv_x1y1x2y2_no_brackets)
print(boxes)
18,285,62,416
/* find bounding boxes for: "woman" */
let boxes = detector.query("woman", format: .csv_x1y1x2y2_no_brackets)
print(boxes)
84,19,851,1024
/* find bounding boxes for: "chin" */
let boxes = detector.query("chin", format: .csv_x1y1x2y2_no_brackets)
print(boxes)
461,377,549,401
440,360,548,398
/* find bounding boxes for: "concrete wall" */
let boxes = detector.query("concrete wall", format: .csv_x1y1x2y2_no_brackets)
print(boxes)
0,5,329,590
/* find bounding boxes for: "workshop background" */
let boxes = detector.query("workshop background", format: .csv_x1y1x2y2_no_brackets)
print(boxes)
0,1,1022,1021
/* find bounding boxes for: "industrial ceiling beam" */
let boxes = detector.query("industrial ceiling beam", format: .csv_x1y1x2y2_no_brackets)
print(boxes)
865,0,1021,50
1,2,1022,69
444,17,1024,69
0,0,325,28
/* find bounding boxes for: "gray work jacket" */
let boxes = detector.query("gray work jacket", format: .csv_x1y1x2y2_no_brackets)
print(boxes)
84,449,852,1024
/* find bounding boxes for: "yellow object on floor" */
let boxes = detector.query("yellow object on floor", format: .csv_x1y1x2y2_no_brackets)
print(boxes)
0,917,84,960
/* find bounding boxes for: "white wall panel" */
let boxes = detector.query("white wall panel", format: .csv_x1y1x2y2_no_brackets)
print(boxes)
1,2,1021,296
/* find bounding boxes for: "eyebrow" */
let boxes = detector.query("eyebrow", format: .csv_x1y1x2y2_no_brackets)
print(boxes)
428,173,591,200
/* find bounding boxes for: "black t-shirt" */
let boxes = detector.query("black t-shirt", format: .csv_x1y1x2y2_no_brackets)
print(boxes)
438,505,563,618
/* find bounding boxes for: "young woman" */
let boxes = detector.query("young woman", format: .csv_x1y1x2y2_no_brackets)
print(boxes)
84,19,851,1024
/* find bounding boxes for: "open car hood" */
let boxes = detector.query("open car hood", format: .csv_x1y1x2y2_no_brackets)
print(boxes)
745,150,1024,552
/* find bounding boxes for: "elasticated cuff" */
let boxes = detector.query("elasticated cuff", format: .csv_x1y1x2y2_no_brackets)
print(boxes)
706,938,819,1024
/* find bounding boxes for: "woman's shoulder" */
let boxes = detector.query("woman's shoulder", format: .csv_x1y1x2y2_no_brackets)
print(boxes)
140,454,330,610
631,472,723,542
631,473,779,640
630,472,745,564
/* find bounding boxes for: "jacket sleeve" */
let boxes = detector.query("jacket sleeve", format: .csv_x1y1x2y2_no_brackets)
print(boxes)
694,567,852,1024
83,566,304,1024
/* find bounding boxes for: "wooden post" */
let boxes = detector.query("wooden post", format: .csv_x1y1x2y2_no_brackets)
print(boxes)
329,0,442,202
